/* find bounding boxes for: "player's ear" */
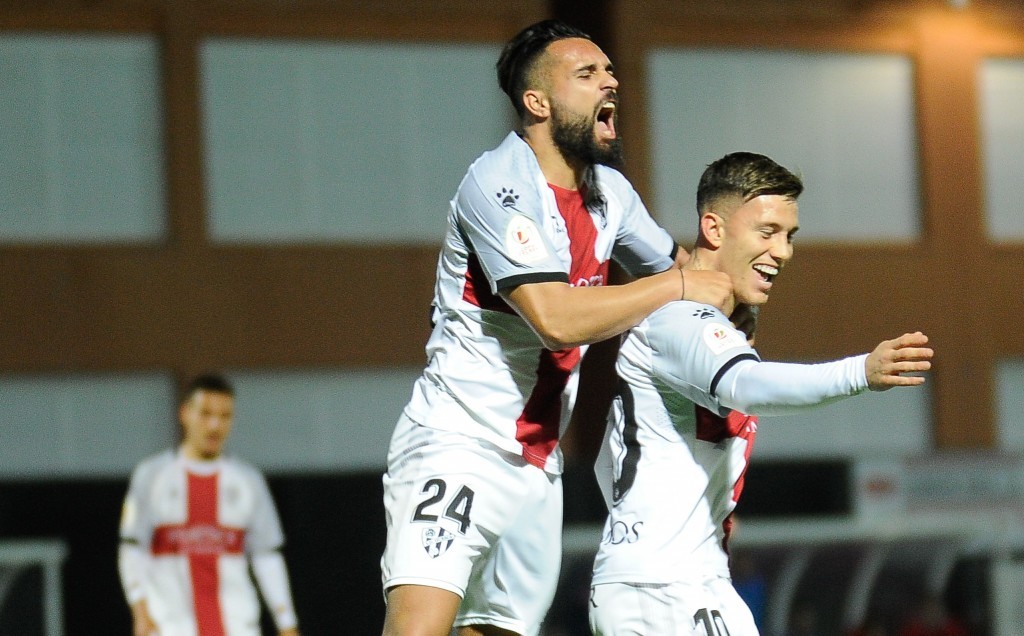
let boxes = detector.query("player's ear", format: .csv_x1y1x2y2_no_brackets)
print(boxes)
178,402,187,424
700,212,725,248
523,89,550,119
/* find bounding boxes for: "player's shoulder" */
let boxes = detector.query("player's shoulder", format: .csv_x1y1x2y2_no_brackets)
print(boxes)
221,454,267,481
134,448,175,469
643,300,746,350
129,448,176,481
463,133,542,195
647,300,726,326
592,164,634,194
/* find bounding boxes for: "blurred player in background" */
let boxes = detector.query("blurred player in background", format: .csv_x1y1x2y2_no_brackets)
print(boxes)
118,374,300,636
589,152,934,635
380,19,736,636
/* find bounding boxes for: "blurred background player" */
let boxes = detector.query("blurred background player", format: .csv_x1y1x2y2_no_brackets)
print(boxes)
118,373,300,636
379,19,735,636
588,152,934,635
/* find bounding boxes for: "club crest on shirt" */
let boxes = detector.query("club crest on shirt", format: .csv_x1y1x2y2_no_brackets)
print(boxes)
702,322,748,355
422,526,455,558
505,214,548,264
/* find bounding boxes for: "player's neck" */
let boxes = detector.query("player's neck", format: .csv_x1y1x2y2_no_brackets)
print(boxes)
180,444,222,463
687,248,740,311
685,246,718,273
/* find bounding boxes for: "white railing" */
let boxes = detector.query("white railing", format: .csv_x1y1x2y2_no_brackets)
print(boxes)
0,539,68,636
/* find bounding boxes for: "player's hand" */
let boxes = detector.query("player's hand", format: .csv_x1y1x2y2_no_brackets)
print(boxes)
681,269,733,315
133,613,159,636
730,303,759,344
131,600,159,636
278,628,300,636
673,243,691,267
865,332,933,391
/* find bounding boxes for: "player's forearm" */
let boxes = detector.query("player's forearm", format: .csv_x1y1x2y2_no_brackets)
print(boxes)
118,542,148,604
251,551,298,631
716,355,869,415
504,269,683,349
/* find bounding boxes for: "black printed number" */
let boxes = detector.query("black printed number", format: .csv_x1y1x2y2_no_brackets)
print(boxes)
693,608,731,636
411,478,475,534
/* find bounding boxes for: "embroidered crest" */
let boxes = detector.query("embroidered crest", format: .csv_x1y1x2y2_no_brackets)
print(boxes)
422,526,455,558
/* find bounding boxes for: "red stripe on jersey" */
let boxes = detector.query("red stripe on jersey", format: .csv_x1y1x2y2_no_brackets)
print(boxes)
517,347,580,467
548,184,608,289
462,254,516,313
514,186,609,468
695,406,758,554
187,473,227,636
151,472,245,636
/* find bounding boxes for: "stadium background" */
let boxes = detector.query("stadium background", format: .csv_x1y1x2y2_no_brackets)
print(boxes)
2,0,1024,633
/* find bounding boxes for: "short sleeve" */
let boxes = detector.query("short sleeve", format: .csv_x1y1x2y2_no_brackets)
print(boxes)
455,137,569,294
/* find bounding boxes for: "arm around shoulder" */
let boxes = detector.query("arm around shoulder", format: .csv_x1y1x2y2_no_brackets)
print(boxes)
503,268,687,349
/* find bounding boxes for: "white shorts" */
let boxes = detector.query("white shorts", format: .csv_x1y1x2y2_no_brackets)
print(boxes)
589,576,759,636
381,413,563,635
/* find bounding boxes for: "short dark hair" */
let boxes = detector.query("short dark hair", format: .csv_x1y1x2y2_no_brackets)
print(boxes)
496,19,591,119
181,373,234,404
696,152,803,214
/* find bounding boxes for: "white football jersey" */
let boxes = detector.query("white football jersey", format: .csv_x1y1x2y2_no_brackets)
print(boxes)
592,301,759,585
403,131,676,474
119,450,285,636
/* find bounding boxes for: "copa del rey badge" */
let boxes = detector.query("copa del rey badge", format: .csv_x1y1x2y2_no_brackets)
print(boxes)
422,526,455,558
505,215,548,264
702,322,747,355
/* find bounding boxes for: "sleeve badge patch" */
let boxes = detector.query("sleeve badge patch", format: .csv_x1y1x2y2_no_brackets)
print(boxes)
505,214,548,264
702,322,748,355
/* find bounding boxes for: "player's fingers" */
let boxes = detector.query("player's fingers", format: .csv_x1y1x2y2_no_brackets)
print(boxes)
893,331,929,348
891,346,934,362
886,360,931,374
877,373,927,387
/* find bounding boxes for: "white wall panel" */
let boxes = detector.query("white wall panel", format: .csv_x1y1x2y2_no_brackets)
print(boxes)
980,58,1024,241
753,383,932,459
995,359,1024,452
0,373,176,478
647,49,919,244
225,368,422,473
0,35,165,243
201,39,511,244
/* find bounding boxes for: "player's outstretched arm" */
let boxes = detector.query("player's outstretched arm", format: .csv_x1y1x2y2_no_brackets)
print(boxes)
504,268,732,350
865,331,934,391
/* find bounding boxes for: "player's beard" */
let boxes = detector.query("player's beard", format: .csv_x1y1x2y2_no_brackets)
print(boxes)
550,101,623,169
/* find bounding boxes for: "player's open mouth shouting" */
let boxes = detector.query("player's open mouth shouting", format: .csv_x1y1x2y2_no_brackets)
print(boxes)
596,96,617,141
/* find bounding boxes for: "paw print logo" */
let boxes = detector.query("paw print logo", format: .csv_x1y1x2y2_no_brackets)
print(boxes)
496,187,520,209
693,309,715,319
